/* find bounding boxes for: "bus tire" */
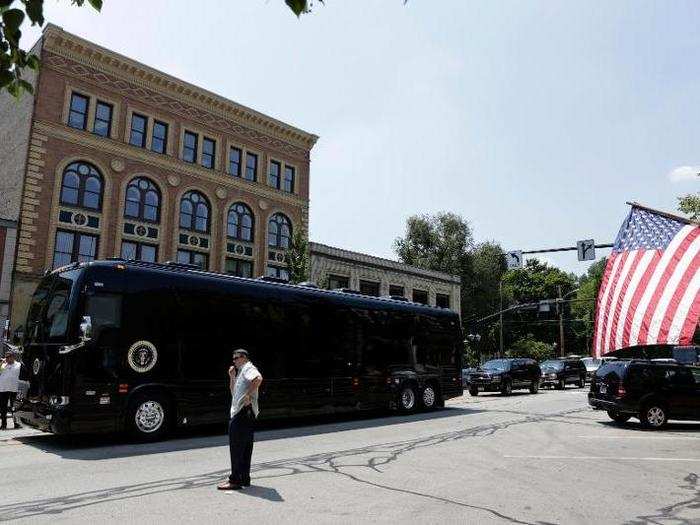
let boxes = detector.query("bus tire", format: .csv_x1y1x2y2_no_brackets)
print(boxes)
126,392,171,442
398,384,418,413
420,383,438,410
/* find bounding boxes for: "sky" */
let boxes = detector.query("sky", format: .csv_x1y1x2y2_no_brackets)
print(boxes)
24,0,700,275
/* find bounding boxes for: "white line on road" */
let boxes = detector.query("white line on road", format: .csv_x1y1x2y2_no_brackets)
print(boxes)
576,435,700,440
504,455,700,462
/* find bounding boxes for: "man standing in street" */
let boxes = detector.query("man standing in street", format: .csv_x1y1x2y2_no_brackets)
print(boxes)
218,349,263,491
0,348,22,430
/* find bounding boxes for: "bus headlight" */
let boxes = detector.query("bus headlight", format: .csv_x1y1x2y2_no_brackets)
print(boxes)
49,396,70,406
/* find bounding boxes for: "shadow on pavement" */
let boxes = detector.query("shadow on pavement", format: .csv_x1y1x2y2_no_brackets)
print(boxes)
16,406,483,461
596,420,700,433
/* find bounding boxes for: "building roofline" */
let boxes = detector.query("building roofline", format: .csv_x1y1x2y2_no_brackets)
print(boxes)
309,242,462,284
40,24,319,150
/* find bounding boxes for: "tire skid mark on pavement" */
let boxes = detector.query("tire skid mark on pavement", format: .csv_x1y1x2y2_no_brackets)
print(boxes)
0,406,590,523
625,472,700,525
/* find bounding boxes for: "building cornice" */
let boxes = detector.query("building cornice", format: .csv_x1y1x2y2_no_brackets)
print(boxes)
34,119,309,209
41,24,319,153
309,242,462,284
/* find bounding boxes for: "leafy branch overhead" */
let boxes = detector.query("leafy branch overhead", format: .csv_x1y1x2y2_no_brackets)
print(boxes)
0,0,102,97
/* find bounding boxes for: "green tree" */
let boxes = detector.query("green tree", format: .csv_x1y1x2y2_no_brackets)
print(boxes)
506,334,555,362
394,212,473,275
501,259,578,354
570,258,607,353
0,0,102,98
678,193,700,221
394,213,507,360
285,229,310,284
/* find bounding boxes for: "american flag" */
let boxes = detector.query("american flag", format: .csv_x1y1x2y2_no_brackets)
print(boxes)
592,204,700,358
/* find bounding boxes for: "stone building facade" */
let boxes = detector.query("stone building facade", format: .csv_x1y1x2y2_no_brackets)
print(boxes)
0,219,17,339
0,25,318,331
309,242,461,314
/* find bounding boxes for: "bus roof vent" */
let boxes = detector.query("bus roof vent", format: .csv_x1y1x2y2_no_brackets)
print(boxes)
257,275,289,284
298,281,319,288
164,261,200,270
384,295,409,302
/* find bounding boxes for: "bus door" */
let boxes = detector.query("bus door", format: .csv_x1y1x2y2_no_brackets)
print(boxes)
70,267,126,431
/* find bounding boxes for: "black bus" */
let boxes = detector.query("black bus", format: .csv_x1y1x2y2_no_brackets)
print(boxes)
17,260,463,440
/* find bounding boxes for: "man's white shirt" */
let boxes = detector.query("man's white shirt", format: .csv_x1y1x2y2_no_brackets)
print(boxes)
230,361,261,419
0,361,21,392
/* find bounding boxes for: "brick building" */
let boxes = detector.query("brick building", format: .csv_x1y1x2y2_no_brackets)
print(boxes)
309,242,461,314
0,25,318,331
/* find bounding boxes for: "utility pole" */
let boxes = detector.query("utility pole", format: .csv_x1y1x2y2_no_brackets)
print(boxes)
499,280,503,358
558,285,565,357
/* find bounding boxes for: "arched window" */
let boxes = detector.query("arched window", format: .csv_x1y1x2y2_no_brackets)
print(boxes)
268,213,292,249
227,203,254,242
179,190,210,233
124,177,161,223
60,161,103,211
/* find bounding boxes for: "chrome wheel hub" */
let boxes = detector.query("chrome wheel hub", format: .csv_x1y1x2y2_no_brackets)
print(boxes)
647,407,665,427
135,401,165,433
401,389,415,410
422,387,435,407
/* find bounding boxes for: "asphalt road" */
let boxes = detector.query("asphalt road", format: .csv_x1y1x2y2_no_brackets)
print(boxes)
1,388,699,524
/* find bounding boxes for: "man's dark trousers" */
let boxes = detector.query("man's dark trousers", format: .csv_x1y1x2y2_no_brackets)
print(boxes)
0,392,10,428
228,406,255,485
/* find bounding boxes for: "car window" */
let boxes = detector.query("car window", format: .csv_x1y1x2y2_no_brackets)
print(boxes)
665,367,695,387
690,368,700,384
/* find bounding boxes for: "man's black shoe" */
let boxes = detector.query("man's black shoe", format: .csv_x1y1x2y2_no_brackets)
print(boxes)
217,481,244,490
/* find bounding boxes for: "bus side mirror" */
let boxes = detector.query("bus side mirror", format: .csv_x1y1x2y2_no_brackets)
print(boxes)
80,316,93,342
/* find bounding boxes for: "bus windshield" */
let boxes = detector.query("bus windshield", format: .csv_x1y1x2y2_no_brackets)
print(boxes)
24,269,81,344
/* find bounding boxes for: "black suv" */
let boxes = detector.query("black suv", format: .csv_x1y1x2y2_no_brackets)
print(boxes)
589,360,700,429
468,358,541,396
540,358,587,389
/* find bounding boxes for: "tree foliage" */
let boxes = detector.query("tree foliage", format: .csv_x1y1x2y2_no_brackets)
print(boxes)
394,212,473,275
0,0,102,98
394,212,507,356
570,257,606,350
506,335,555,362
285,229,310,284
678,192,700,222
500,259,578,355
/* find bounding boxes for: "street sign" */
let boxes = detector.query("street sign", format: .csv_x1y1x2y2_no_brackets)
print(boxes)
506,250,523,269
577,239,595,261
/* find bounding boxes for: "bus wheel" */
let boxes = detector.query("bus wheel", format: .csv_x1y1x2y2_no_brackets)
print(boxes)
398,385,417,413
127,393,170,442
420,384,437,410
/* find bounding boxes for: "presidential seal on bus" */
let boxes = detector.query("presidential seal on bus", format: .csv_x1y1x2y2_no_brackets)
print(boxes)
128,341,158,373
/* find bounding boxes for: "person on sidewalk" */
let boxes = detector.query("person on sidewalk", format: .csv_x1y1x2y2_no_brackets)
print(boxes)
218,349,263,491
0,349,22,430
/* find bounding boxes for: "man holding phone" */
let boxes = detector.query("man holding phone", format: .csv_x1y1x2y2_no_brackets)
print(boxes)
218,349,262,491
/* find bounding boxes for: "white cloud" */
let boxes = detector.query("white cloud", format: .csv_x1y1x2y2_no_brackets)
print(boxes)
668,166,700,183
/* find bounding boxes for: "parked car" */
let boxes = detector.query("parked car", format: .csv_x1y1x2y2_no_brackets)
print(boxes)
468,358,541,396
589,360,700,429
540,358,587,389
462,367,477,388
581,357,601,382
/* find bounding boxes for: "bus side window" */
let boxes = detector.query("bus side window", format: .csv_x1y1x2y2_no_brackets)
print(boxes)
85,294,122,341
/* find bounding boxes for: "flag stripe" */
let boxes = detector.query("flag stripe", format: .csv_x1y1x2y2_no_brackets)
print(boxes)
627,225,698,347
656,251,700,343
603,251,640,352
677,285,700,346
636,228,700,345
594,253,626,355
592,253,620,358
620,251,662,348
614,250,657,349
